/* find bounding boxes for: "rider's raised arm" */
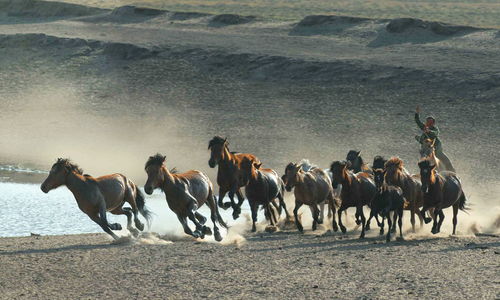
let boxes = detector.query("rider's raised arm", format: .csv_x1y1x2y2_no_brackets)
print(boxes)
415,113,425,130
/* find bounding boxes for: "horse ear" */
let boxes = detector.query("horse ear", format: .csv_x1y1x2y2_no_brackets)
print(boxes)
254,162,262,169
162,155,166,162
224,137,228,144
356,150,361,156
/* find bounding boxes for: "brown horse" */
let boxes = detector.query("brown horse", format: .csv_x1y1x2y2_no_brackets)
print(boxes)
330,160,376,238
384,157,424,232
283,162,339,232
240,158,286,232
370,168,406,242
418,159,467,234
346,150,372,174
420,138,445,171
144,154,227,241
208,136,261,220
40,158,151,240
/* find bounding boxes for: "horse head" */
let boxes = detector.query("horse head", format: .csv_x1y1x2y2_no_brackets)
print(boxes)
418,158,436,194
283,162,302,192
208,136,228,168
330,160,349,189
41,158,82,193
144,153,167,195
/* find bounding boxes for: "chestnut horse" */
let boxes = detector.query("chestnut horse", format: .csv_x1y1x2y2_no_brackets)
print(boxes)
240,158,286,232
384,157,424,232
346,150,372,174
41,158,151,240
418,159,467,235
144,154,227,241
208,136,261,220
420,138,445,171
330,160,376,238
283,162,339,232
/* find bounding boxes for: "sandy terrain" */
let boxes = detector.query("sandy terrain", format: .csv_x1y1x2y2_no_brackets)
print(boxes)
0,230,499,299
0,0,499,298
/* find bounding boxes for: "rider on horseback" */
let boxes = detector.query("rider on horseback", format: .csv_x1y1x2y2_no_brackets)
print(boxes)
414,105,456,172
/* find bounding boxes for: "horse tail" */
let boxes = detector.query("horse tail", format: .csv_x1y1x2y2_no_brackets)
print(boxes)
458,193,468,211
136,187,153,227
208,186,228,229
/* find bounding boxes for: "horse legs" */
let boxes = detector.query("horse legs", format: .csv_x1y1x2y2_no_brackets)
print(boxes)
235,189,245,210
337,207,347,234
218,187,230,210
228,186,241,220
328,194,339,232
386,212,392,242
410,203,416,233
420,206,432,224
357,205,366,239
277,192,290,219
293,201,304,233
379,215,385,236
311,204,320,231
391,211,397,234
431,209,440,234
452,203,459,235
398,208,403,239
186,202,205,239
436,209,445,234
178,215,197,238
365,209,375,231
318,202,325,225
89,208,119,240
195,212,207,226
250,201,258,232
111,207,139,237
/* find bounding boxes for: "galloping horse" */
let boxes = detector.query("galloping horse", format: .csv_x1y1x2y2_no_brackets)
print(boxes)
240,158,286,232
418,159,467,234
208,136,261,219
346,150,372,174
330,160,376,238
283,162,339,232
370,168,406,242
384,157,424,232
41,158,151,240
144,154,227,241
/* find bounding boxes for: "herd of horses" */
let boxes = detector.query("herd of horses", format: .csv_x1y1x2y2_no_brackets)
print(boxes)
40,135,468,243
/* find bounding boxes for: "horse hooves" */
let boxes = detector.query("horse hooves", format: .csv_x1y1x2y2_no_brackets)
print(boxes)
214,230,223,242
135,222,145,231
386,238,391,243
110,223,122,231
396,236,405,241
431,228,438,234
333,225,339,232
202,226,212,236
355,220,361,225
221,202,232,210
340,227,347,234
129,228,140,237
232,212,240,220
317,219,323,225
424,217,432,224
379,230,384,236
359,234,365,239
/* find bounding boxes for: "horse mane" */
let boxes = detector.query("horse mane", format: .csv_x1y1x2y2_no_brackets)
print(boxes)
169,167,178,174
385,157,404,170
299,159,317,172
330,160,347,171
285,162,296,172
54,158,83,175
145,153,166,169
208,136,227,149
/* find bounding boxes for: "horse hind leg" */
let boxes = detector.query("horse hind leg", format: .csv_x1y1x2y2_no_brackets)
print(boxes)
337,207,347,234
277,192,290,219
186,202,205,239
328,195,339,232
452,203,459,235
206,193,224,242
126,193,145,231
112,207,139,237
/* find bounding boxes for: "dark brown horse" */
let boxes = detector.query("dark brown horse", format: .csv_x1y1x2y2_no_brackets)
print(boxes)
370,168,406,242
144,154,227,241
283,162,339,232
41,158,151,240
418,159,467,235
208,136,261,220
384,157,424,232
330,160,376,238
240,158,286,232
346,150,372,174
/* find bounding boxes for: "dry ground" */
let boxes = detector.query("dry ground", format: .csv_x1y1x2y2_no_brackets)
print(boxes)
0,231,498,299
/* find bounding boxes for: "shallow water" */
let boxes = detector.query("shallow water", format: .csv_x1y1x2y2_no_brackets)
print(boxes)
0,182,252,238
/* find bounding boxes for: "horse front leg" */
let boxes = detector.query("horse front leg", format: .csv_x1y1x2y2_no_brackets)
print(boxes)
386,212,392,242
318,202,325,225
90,206,119,240
357,205,366,239
250,201,258,232
328,194,339,232
218,187,230,210
436,209,445,234
431,209,440,234
293,200,304,233
186,201,205,239
178,215,196,238
420,205,432,224
337,206,347,234
277,192,290,219
311,204,320,231
228,185,241,220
